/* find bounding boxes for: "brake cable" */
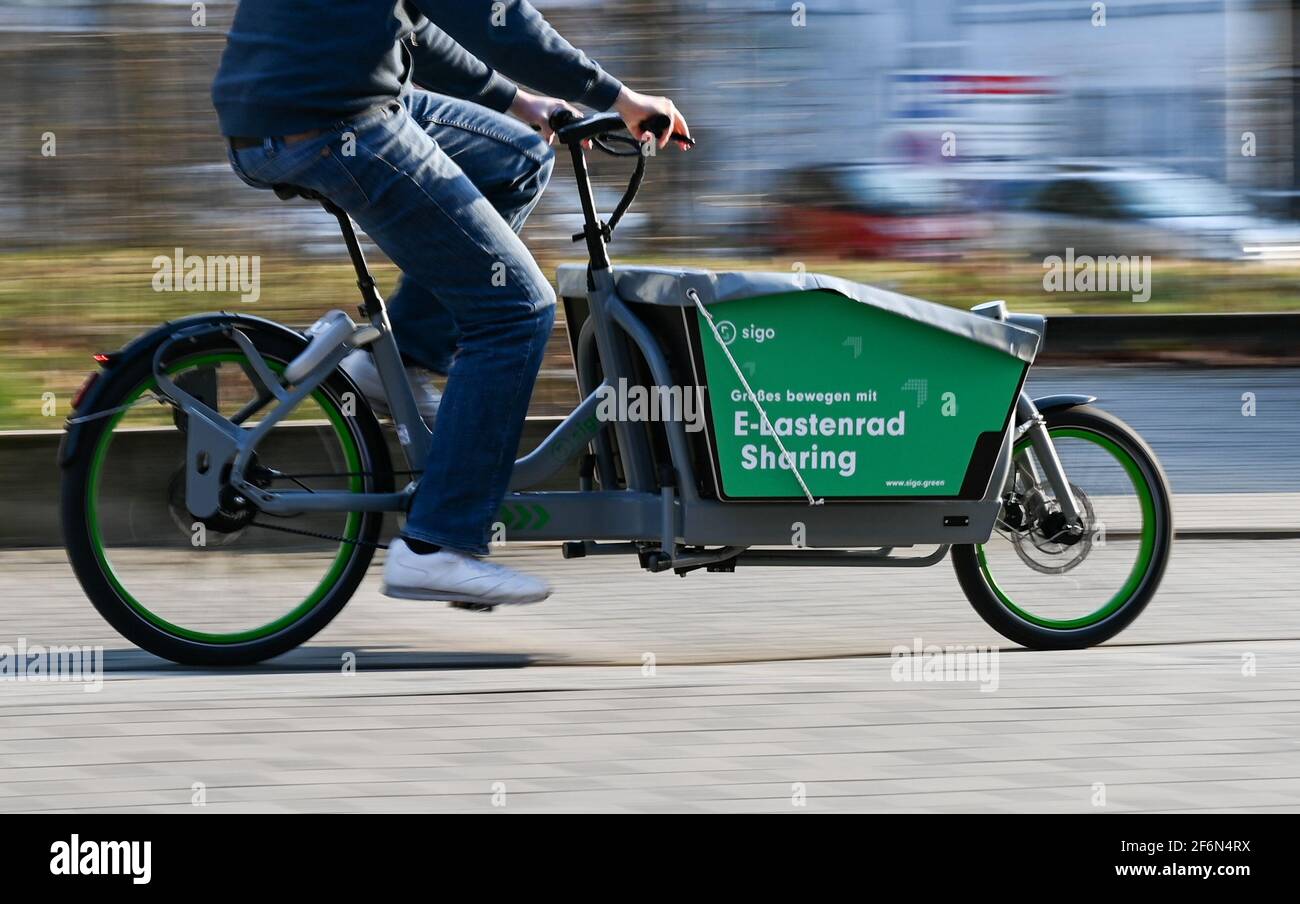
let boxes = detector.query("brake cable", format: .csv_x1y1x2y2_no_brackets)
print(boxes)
571,133,647,244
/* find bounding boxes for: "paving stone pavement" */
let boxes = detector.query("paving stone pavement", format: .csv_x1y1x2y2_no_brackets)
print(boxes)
0,531,1298,812
0,643,1295,813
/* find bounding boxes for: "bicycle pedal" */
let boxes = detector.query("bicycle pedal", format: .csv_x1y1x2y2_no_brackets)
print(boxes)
448,601,496,613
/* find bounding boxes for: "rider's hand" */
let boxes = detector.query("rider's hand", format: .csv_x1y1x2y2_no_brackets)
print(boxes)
612,86,692,151
508,90,581,145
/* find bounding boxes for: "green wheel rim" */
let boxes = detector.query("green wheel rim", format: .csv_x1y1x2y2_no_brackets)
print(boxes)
976,427,1159,630
85,352,364,644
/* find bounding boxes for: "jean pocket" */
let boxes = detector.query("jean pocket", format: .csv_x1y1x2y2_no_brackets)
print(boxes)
312,144,372,210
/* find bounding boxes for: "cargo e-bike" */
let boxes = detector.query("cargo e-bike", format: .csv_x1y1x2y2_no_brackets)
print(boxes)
60,112,1173,665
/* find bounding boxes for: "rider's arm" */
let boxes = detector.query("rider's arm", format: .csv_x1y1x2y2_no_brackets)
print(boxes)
407,20,518,113
412,0,623,110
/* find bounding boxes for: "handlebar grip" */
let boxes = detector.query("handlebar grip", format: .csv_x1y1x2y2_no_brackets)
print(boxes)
639,113,695,148
547,108,580,133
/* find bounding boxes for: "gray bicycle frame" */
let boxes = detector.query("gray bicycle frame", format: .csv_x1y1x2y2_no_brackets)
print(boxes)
165,136,1082,566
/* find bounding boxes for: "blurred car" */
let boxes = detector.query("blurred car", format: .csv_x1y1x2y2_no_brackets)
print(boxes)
765,163,975,259
972,168,1300,260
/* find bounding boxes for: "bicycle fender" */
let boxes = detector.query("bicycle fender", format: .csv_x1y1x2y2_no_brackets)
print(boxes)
58,312,310,468
1030,394,1098,418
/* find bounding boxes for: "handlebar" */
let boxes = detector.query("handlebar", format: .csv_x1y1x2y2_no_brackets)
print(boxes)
548,109,694,149
546,109,692,271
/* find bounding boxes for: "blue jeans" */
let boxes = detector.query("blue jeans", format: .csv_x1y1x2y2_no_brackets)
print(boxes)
228,91,558,554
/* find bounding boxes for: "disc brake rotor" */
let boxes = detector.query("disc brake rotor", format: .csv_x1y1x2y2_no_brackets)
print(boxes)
1006,483,1095,575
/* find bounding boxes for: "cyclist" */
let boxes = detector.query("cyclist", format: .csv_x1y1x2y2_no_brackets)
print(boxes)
213,2,690,606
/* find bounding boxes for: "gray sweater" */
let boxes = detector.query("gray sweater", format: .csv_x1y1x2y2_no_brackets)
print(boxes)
212,0,623,137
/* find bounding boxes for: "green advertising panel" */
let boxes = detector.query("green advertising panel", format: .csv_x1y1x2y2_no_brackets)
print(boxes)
695,290,1027,499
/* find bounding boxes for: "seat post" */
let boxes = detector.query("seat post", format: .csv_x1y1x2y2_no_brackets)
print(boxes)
321,200,384,319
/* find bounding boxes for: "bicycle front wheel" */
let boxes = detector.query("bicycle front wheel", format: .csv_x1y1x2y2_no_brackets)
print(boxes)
61,322,393,665
952,404,1173,649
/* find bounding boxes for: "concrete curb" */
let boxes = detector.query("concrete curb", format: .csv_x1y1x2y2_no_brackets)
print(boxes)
8,421,1300,548
1038,312,1300,365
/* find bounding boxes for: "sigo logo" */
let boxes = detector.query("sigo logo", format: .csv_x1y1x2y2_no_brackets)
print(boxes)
718,321,776,345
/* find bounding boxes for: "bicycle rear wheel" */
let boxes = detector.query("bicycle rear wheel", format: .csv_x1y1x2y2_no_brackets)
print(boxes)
61,322,393,665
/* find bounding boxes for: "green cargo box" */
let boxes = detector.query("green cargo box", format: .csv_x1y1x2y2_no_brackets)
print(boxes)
557,266,1041,502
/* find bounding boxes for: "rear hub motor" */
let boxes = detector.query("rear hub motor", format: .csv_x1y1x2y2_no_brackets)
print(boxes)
165,460,264,543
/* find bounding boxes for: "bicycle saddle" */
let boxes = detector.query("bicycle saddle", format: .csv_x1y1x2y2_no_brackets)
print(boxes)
272,183,325,203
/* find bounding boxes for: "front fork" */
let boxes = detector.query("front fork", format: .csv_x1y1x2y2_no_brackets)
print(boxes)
1014,393,1083,526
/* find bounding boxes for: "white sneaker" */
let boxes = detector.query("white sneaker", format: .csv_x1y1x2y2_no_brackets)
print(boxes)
381,538,551,606
340,349,441,428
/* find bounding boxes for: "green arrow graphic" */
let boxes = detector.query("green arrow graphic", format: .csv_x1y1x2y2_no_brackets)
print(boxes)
496,505,516,531
531,505,550,530
495,503,550,532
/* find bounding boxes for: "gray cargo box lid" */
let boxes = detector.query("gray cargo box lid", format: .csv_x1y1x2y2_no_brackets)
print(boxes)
556,264,1041,363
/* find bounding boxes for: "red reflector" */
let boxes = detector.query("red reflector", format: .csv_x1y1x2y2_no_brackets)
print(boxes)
72,372,99,411
92,353,111,364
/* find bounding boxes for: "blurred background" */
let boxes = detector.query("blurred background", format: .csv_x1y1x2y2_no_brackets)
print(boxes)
2,0,1299,426
2,3,1297,817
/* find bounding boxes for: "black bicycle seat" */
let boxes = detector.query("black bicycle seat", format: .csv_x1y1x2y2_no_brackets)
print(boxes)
272,183,325,203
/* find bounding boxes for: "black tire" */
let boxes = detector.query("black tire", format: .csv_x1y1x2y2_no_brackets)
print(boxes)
61,321,393,666
952,404,1173,650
